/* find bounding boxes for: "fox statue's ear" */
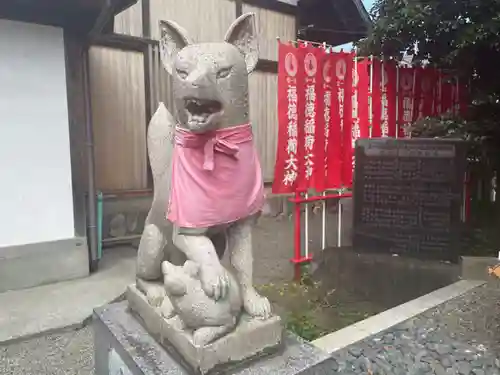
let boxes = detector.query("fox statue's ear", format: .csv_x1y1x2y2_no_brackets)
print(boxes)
159,20,193,74
224,13,259,74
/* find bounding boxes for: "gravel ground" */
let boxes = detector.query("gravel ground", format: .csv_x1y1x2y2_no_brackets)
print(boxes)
0,327,94,375
3,281,499,375
331,281,500,375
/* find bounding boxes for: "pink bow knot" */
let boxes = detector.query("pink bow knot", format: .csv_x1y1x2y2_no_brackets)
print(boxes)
202,137,240,171
174,124,253,171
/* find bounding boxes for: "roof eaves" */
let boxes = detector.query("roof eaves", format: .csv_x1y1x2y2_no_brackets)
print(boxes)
113,0,139,15
349,0,373,29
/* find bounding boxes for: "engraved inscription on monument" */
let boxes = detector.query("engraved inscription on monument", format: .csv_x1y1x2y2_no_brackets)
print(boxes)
353,138,466,261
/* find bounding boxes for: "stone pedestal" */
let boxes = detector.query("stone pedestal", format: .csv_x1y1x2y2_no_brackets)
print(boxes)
126,284,282,374
94,302,337,375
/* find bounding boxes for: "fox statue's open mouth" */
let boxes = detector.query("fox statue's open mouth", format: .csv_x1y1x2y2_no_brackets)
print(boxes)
184,97,223,130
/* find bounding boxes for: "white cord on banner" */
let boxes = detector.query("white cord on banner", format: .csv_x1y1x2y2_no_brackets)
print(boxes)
410,68,417,138
369,55,374,138
321,41,328,252
305,192,309,258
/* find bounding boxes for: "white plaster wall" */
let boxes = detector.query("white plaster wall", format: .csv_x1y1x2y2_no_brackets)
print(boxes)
0,20,75,248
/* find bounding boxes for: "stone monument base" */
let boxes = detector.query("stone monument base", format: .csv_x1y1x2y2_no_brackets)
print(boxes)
126,284,282,374
94,301,336,375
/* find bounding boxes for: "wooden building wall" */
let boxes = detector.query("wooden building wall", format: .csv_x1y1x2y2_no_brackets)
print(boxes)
249,71,279,182
114,0,143,37
242,4,296,61
89,0,295,191
149,0,235,41
88,47,148,191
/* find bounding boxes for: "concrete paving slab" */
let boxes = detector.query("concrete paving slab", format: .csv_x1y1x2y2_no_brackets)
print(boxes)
0,246,136,344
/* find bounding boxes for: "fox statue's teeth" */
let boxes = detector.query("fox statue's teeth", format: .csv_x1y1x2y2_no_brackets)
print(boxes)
187,112,210,127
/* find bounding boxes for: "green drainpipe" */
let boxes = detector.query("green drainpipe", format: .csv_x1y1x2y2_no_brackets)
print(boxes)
97,191,103,260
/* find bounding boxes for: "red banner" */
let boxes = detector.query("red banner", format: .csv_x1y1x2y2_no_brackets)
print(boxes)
380,60,398,137
397,67,415,138
354,60,370,139
272,42,304,193
347,59,370,180
273,49,470,193
432,71,442,116
441,78,454,115
457,81,469,117
371,59,382,138
452,79,468,117
413,67,436,121
325,52,349,189
297,44,326,191
318,51,341,190
338,52,354,186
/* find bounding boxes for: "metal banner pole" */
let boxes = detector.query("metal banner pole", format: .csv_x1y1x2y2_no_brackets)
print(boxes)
337,199,343,247
395,64,400,139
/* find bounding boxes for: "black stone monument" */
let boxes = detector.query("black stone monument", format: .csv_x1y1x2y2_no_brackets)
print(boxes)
352,138,466,262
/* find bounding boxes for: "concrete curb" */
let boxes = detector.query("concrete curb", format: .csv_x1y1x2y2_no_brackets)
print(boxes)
311,280,485,354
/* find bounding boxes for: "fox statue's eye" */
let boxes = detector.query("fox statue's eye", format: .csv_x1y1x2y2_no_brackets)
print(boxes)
216,67,232,79
176,69,188,79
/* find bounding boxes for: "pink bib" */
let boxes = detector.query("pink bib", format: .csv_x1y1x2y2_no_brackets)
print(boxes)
167,124,265,228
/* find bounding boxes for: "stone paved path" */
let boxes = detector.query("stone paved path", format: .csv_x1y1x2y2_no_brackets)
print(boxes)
330,281,500,375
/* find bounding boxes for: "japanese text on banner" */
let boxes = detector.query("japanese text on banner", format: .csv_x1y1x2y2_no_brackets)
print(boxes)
371,59,382,138
272,43,304,193
299,45,324,191
397,67,415,138
413,67,436,121
311,48,330,192
380,61,398,137
323,52,342,189
347,59,370,179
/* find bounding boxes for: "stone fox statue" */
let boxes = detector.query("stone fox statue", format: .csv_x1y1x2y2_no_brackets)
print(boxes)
135,13,271,320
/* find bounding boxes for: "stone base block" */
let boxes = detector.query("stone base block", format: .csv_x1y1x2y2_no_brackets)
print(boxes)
94,301,336,375
126,284,283,374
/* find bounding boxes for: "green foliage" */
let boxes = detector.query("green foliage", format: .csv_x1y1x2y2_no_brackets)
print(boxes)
358,0,500,101
409,111,500,169
285,311,324,341
257,270,381,340
257,271,327,341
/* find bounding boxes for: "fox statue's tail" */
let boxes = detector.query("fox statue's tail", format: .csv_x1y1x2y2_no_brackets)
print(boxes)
145,103,175,226
136,103,175,281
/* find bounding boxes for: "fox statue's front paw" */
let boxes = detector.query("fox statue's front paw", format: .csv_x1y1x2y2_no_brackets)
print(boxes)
145,284,166,307
243,288,272,320
200,264,230,301
160,295,176,318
